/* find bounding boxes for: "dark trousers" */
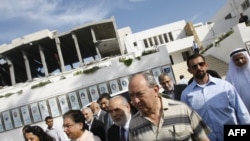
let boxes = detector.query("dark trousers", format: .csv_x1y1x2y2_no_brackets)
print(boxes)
194,48,199,54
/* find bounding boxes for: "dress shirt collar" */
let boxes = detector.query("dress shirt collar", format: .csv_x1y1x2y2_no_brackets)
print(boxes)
190,75,217,89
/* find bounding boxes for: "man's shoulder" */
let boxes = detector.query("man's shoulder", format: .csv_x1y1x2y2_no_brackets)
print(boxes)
100,110,107,115
108,124,119,131
161,97,188,108
93,118,104,126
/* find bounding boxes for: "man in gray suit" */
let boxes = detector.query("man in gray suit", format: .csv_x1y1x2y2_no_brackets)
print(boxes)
90,101,106,124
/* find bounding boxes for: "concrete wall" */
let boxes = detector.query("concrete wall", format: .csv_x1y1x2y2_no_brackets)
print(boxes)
0,46,174,141
205,23,250,63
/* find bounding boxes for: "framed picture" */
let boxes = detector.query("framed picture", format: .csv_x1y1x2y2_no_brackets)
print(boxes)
48,98,60,117
119,76,129,90
162,65,176,83
88,85,99,101
0,116,4,132
38,101,50,120
58,95,70,114
68,92,80,110
21,105,32,125
78,88,90,107
2,111,13,130
11,108,23,128
109,79,120,94
30,103,42,122
152,67,162,85
98,82,109,94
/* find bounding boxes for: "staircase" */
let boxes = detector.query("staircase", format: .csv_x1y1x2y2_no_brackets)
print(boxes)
172,55,228,83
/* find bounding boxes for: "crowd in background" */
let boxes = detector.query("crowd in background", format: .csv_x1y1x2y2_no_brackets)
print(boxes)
22,48,250,141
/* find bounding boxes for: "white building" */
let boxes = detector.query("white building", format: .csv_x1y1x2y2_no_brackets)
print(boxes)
1,0,250,140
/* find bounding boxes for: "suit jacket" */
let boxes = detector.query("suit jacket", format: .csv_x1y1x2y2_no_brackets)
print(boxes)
87,118,106,141
161,84,187,100
174,84,187,100
108,124,120,141
96,109,106,124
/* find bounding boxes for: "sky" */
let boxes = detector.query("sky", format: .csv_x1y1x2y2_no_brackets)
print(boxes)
0,0,228,45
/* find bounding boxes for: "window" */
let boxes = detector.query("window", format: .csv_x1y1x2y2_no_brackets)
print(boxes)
242,0,250,11
225,13,232,20
153,36,158,45
158,35,163,44
143,39,149,48
182,51,190,61
168,32,174,41
133,42,137,47
163,33,169,43
149,38,153,46
169,55,174,65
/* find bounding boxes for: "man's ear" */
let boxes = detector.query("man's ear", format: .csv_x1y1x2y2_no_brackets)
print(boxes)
154,85,160,93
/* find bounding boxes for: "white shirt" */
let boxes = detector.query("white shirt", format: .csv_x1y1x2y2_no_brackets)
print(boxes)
120,114,131,141
45,125,69,141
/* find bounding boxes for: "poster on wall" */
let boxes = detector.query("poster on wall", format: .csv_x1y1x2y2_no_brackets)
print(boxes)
0,116,4,132
21,105,32,125
30,103,42,122
98,82,109,94
109,79,120,94
68,92,80,110
88,85,99,101
48,98,60,117
58,95,70,114
152,67,162,85
11,108,23,128
162,65,175,83
119,76,129,90
2,111,13,130
38,101,50,120
78,88,90,107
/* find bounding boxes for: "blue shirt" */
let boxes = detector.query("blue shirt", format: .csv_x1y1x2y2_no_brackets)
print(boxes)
181,75,250,141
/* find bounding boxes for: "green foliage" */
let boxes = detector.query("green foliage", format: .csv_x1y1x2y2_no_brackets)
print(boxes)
31,80,51,89
83,66,100,74
135,56,141,60
60,75,66,80
73,70,82,76
215,30,234,46
123,58,133,66
73,66,100,76
119,58,133,66
17,90,23,95
142,49,157,56
200,43,213,54
5,93,14,97
0,90,23,98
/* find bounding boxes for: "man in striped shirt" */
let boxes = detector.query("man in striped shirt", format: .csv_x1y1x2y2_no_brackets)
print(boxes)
128,72,210,141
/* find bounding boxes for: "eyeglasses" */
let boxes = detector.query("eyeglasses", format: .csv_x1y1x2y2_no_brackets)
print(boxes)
63,123,76,129
190,62,206,69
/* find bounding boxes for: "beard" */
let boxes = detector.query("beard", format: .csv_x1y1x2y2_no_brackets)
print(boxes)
195,70,206,79
114,112,129,126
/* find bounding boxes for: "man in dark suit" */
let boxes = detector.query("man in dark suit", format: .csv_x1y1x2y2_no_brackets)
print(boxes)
108,95,131,141
158,72,187,100
90,101,106,124
82,107,106,141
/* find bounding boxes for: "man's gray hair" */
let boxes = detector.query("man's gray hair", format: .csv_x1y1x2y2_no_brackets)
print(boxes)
129,72,157,88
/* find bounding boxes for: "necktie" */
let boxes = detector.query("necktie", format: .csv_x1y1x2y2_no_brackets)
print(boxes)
120,127,126,141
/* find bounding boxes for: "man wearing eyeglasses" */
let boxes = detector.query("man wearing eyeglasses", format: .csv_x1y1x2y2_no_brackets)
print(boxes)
63,110,101,141
181,54,250,141
158,73,187,100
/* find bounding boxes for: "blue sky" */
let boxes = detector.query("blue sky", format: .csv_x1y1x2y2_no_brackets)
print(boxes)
0,0,228,45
